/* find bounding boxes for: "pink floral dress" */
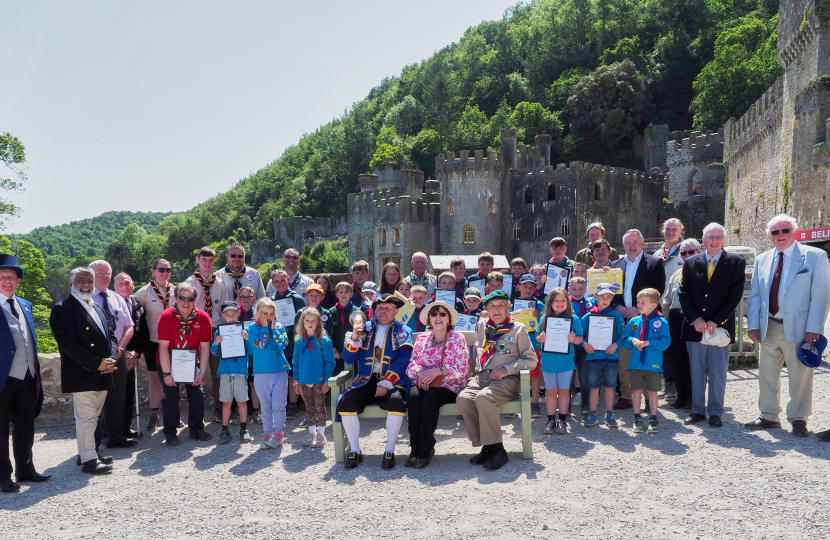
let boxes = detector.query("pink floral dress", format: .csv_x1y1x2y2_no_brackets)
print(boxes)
406,331,469,394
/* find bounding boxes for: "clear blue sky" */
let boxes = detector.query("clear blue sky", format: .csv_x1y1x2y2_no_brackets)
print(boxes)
2,0,515,234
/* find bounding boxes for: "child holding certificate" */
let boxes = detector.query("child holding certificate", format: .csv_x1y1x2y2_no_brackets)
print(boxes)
431,272,466,313
211,301,252,444
535,288,583,434
515,274,546,419
246,298,291,449
293,309,336,448
621,289,671,434
406,286,428,333
569,277,595,418
580,283,626,428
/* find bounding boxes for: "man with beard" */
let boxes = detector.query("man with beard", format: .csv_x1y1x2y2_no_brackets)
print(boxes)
215,243,266,301
50,267,118,474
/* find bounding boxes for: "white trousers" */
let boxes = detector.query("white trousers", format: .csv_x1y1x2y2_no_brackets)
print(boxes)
73,390,107,463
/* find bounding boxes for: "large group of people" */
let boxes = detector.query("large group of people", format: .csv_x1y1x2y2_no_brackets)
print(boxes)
1,213,829,491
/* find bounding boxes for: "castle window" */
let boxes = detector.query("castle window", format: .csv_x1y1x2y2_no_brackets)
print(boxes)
533,246,545,265
379,229,387,247
691,170,702,195
547,184,555,201
368,235,374,253
356,235,362,252
513,221,521,240
445,197,453,215
393,228,400,245
463,224,475,244
594,183,602,201
369,259,375,280
534,220,542,238
524,187,533,204
488,196,496,214
560,218,570,236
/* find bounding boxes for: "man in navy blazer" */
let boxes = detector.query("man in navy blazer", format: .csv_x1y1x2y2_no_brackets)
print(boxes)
50,267,119,475
745,214,830,438
609,229,666,409
678,223,746,428
0,254,49,493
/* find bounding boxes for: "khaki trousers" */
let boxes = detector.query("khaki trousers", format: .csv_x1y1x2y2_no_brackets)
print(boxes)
457,372,520,446
758,319,814,422
73,390,107,463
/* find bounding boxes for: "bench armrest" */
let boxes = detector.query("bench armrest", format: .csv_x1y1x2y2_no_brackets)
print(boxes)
328,370,352,387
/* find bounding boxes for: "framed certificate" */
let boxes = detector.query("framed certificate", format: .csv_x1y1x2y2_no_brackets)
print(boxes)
511,309,539,333
513,299,535,312
467,278,485,294
501,274,513,293
455,314,478,332
543,317,572,354
587,269,623,296
274,298,297,328
171,348,197,383
435,290,456,305
544,265,572,294
587,315,615,352
218,322,246,359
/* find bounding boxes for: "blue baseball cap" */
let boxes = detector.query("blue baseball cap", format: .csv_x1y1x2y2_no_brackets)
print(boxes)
797,335,827,368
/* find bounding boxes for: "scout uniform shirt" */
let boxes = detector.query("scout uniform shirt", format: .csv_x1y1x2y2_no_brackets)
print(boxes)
473,318,538,375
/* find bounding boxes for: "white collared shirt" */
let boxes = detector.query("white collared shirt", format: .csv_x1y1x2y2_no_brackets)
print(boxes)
73,293,107,335
769,242,797,318
623,251,644,308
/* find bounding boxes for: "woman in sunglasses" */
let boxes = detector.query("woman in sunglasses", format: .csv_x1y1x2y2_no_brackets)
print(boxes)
404,301,469,468
134,258,176,430
660,239,701,410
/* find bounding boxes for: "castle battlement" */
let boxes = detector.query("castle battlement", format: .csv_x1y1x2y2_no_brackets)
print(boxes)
724,77,784,164
666,129,724,166
543,161,664,183
434,149,502,176
778,0,822,68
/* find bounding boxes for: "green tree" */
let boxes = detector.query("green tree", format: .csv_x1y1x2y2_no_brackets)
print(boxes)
507,102,563,145
0,132,27,230
0,235,53,322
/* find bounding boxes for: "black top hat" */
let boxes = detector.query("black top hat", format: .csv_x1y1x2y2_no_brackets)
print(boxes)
372,293,405,310
0,254,24,279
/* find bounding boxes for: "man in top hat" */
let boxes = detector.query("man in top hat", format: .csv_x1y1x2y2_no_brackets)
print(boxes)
338,293,413,470
0,254,49,493
746,214,830,438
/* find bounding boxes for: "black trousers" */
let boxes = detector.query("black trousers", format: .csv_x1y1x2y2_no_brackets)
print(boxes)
123,364,136,428
407,386,457,458
102,352,129,444
337,375,407,415
156,366,205,437
667,309,692,403
0,372,37,480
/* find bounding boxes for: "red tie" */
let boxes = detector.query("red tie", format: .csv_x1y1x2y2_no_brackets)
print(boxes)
769,252,784,316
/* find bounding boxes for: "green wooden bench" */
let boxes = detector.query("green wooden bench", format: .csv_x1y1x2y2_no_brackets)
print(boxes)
327,369,533,463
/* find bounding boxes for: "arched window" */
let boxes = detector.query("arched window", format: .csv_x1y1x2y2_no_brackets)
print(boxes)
547,184,555,201
534,220,542,238
533,246,545,265
462,224,475,244
445,197,453,215
594,183,602,201
393,228,400,245
368,235,374,253
379,229,387,247
304,230,315,239
488,196,496,214
560,218,570,236
513,221,521,240
691,170,702,195
356,235,362,252
524,187,533,204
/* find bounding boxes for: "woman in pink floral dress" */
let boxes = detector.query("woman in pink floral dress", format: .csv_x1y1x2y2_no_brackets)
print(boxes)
405,301,469,469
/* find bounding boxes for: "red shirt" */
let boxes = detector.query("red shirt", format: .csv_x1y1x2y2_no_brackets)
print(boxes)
157,308,213,349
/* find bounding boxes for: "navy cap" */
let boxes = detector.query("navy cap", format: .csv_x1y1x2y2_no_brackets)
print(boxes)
797,335,827,368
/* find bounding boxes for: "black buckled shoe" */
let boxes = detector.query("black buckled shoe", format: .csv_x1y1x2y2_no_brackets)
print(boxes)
470,445,493,465
344,451,363,470
381,451,396,470
482,449,509,471
745,416,781,430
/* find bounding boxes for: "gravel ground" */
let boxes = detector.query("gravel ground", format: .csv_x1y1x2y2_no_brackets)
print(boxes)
2,365,830,539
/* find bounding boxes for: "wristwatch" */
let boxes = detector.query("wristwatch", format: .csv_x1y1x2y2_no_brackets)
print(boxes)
163,372,171,377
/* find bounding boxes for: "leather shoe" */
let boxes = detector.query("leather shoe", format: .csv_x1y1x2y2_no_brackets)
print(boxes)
684,413,706,425
380,451,396,470
669,400,686,409
482,449,509,470
344,451,363,470
122,428,139,439
404,455,418,468
1,479,21,493
413,449,435,469
791,420,808,437
470,445,493,465
709,416,723,428
80,459,112,475
613,398,632,410
76,454,114,466
816,429,830,442
15,472,50,483
745,416,781,430
106,439,138,448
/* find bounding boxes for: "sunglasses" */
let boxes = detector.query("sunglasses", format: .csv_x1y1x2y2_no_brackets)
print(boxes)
177,296,196,302
155,268,172,273
228,254,245,259
680,250,698,256
284,255,299,260
770,228,791,236
431,312,449,318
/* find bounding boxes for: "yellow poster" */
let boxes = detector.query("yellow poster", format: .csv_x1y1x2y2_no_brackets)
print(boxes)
587,269,624,296
511,308,539,333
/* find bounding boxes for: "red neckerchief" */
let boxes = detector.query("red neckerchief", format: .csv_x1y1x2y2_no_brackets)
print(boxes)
571,296,589,316
337,301,353,329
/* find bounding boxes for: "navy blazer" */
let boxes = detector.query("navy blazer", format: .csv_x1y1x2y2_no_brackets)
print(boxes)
0,296,43,417
677,251,746,343
609,252,666,310
50,295,119,394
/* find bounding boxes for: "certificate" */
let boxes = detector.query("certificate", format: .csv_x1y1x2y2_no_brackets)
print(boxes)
467,278,485,294
274,298,297,327
395,301,416,324
511,309,539,333
544,265,571,294
543,317,572,354
435,290,456,305
218,323,246,359
587,269,623,296
170,348,197,383
513,299,535,312
501,274,513,293
587,316,615,351
455,314,478,332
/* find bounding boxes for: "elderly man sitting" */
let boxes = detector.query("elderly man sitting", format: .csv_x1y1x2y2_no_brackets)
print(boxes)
457,290,537,471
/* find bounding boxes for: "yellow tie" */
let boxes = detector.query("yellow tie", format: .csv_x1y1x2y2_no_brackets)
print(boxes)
707,257,716,281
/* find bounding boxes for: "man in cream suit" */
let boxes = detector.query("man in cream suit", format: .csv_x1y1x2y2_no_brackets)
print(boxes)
746,214,830,438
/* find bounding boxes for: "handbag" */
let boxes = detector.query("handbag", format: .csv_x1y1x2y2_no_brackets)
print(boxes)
428,336,447,388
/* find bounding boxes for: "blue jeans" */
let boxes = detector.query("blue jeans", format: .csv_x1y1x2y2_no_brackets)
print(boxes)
156,365,205,437
586,359,619,389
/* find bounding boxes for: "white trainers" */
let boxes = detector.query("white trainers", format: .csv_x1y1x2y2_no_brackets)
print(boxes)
310,434,326,448
302,433,315,447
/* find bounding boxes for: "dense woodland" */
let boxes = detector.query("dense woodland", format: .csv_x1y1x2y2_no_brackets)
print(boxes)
5,0,784,317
